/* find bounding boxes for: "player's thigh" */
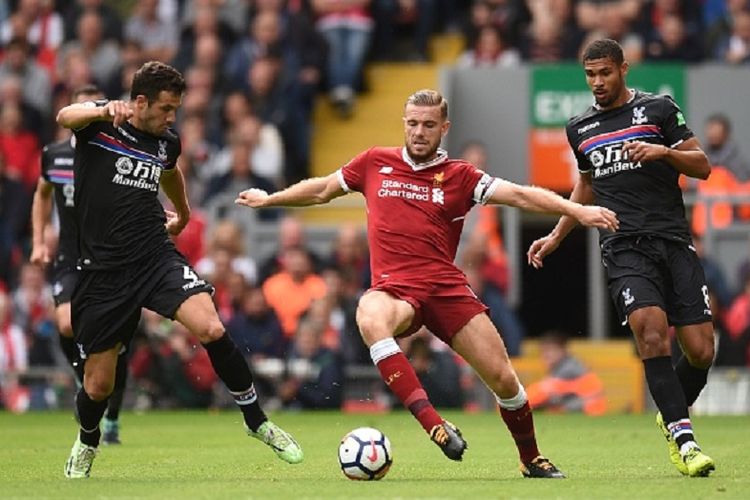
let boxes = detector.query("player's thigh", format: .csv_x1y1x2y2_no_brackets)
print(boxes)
356,290,416,345
55,302,73,337
144,255,215,332
173,292,225,343
72,269,142,357
665,242,713,327
603,242,667,326
451,312,518,398
675,322,715,367
83,344,121,400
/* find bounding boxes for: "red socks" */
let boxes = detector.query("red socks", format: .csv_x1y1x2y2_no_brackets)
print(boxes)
371,338,442,433
499,401,541,464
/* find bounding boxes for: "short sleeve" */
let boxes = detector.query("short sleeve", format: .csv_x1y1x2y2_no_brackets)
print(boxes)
660,96,694,148
466,165,501,205
164,133,181,170
337,148,372,193
72,100,109,143
40,146,52,182
566,125,592,173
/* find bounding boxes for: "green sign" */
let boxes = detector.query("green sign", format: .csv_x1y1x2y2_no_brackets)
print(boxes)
531,64,686,128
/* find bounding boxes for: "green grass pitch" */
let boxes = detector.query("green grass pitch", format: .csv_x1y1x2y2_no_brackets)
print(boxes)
0,411,746,499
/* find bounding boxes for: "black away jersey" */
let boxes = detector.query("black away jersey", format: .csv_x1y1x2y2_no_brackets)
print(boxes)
566,90,694,244
41,137,77,264
73,105,181,270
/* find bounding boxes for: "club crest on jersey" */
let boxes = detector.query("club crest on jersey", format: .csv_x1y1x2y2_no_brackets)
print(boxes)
632,106,648,125
622,288,635,306
433,172,445,186
158,140,168,162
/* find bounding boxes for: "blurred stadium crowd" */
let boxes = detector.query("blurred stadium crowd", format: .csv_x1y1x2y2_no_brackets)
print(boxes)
2,0,750,413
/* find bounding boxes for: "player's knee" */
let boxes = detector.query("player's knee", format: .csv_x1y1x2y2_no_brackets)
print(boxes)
688,343,715,368
193,319,225,343
355,311,386,345
84,379,114,401
485,367,518,395
636,329,670,357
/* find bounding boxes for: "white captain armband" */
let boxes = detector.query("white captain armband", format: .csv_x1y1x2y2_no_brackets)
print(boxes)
473,173,501,205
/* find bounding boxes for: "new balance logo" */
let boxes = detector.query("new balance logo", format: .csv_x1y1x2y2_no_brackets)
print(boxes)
379,166,393,174
385,371,403,386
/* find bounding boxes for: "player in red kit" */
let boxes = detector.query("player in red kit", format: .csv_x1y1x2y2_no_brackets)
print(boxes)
236,89,619,478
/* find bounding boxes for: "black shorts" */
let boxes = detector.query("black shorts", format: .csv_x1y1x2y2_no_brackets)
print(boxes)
51,260,78,307
601,236,712,327
71,247,214,357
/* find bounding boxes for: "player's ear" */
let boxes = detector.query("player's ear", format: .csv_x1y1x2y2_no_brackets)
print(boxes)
621,60,629,78
441,119,451,137
133,94,149,109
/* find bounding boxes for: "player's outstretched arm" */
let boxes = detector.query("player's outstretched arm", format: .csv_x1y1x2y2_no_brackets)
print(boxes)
235,173,346,208
489,177,616,229
526,173,599,269
30,177,54,266
56,100,133,130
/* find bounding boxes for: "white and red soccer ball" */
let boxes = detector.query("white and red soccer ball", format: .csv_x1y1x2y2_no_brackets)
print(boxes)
338,427,393,480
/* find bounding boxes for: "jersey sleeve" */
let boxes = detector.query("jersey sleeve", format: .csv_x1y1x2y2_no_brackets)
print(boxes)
466,164,501,205
566,124,592,173
337,148,372,193
40,145,52,182
164,132,182,170
72,100,109,143
660,96,694,148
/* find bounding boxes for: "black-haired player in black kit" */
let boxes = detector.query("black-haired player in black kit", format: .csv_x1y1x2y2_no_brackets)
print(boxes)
31,85,128,446
57,61,302,479
527,39,715,477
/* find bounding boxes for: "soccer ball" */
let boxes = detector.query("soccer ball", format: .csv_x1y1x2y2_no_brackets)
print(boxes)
338,427,393,480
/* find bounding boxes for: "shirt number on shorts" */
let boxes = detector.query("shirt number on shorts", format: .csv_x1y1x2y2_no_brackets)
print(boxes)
701,285,710,310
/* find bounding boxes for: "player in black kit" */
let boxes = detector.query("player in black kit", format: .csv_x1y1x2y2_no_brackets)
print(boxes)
58,62,302,479
31,85,128,445
527,39,715,477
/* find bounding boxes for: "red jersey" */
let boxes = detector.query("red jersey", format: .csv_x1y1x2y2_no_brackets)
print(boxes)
338,147,500,286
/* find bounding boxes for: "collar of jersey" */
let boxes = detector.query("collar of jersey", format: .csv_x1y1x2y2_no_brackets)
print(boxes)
401,147,448,171
593,88,637,111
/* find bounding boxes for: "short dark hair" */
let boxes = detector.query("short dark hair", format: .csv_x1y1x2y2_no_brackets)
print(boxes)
706,113,731,134
539,330,570,348
581,38,624,65
130,61,186,102
72,84,102,101
405,89,448,119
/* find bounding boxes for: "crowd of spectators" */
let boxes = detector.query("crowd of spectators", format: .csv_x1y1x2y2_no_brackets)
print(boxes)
3,0,750,412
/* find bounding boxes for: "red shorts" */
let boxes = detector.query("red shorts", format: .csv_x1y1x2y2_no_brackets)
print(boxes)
370,280,489,344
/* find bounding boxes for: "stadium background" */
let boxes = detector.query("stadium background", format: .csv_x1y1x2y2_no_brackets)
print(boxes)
0,0,749,418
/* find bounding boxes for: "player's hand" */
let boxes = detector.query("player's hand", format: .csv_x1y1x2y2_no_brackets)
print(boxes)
30,244,51,267
574,205,619,232
104,100,133,128
164,209,188,236
527,234,561,269
622,140,668,163
235,188,270,208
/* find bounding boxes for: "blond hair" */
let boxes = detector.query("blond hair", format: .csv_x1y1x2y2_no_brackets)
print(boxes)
405,89,448,119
